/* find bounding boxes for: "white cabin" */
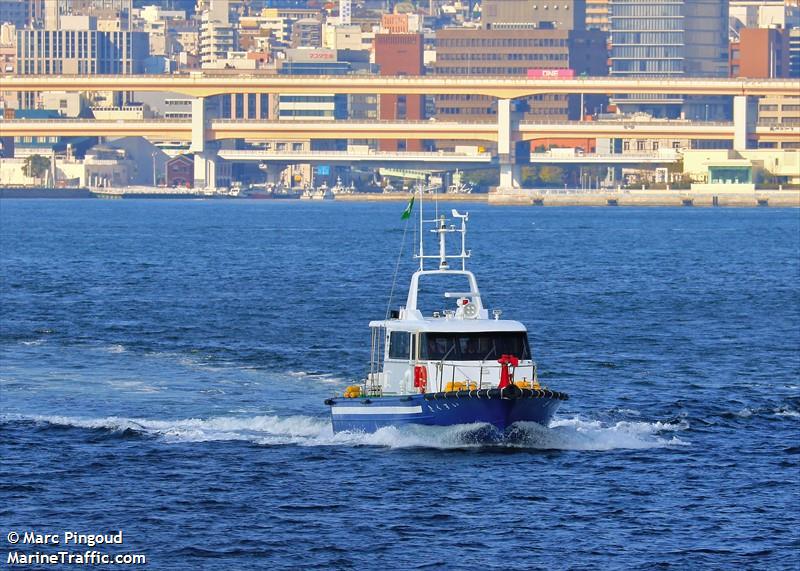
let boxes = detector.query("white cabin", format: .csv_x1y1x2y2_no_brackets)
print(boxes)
365,209,537,395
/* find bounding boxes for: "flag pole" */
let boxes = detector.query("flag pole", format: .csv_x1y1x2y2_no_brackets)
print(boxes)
417,181,424,271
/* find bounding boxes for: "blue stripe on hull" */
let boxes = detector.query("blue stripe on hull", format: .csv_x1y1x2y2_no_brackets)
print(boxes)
329,395,561,433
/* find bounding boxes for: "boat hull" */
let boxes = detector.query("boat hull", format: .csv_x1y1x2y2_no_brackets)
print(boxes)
326,388,567,433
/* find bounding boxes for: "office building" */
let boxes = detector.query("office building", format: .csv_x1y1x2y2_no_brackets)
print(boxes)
15,16,148,109
481,0,586,30
610,0,729,118
610,0,728,78
730,28,790,78
375,33,424,151
434,27,607,123
790,27,800,78
16,17,148,75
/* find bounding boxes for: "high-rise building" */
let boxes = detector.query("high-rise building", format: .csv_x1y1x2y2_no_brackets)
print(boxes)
200,0,237,66
609,0,729,118
16,17,148,75
610,0,728,78
374,33,424,152
15,16,148,109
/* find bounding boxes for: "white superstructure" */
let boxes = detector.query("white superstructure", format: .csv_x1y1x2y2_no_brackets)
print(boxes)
366,206,537,396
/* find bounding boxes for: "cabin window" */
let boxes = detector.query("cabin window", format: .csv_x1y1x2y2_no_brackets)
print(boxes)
420,332,530,361
388,331,411,360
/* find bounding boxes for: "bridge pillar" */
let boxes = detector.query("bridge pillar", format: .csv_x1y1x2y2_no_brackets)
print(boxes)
190,96,219,190
497,98,521,191
191,97,207,153
499,164,522,189
194,152,217,190
733,95,754,152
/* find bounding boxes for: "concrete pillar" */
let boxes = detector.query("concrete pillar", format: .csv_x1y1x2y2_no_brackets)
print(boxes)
191,96,217,190
497,98,512,157
193,152,217,190
497,98,520,190
499,164,522,189
191,97,207,153
733,95,753,152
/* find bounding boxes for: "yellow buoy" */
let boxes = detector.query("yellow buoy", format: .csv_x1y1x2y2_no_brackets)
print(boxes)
344,385,362,398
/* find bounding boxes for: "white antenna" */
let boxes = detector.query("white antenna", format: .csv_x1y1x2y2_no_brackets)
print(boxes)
415,207,471,271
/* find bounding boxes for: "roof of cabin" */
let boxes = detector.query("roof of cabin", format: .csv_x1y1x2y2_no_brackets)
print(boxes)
369,318,527,333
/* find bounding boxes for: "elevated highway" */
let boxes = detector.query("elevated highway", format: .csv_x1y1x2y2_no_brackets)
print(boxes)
2,118,798,143
528,152,681,164
2,74,799,98
218,149,494,166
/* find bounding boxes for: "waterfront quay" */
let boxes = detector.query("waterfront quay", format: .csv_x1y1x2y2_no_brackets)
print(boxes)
341,189,800,207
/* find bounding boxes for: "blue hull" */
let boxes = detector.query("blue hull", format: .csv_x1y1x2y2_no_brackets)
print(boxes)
327,388,567,433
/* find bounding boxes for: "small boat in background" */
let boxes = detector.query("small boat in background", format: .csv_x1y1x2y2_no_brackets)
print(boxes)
312,181,335,200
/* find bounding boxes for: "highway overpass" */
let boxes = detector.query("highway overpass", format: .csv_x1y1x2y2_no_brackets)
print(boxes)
2,118,798,143
2,74,799,98
217,149,494,168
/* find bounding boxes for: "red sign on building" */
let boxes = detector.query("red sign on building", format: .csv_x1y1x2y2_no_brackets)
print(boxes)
527,69,575,79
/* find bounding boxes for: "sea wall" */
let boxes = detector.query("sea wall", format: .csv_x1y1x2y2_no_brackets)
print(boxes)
488,189,800,207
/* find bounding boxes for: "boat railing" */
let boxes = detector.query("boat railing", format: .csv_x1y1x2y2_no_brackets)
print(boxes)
431,361,537,393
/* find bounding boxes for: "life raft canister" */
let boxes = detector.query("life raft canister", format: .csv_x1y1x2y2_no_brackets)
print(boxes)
413,365,428,393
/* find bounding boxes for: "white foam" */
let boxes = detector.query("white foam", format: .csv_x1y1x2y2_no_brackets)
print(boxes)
287,370,347,385
3,413,690,450
509,416,691,450
101,344,127,354
106,380,162,393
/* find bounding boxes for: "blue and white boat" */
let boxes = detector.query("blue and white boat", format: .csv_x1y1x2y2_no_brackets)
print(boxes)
325,200,568,434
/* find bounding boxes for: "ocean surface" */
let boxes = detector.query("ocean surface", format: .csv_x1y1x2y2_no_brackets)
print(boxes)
1,199,798,570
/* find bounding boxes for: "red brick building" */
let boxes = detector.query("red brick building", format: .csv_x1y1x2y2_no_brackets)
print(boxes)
374,33,424,152
166,154,194,188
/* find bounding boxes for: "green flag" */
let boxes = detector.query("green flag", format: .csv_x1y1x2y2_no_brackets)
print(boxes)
401,195,415,220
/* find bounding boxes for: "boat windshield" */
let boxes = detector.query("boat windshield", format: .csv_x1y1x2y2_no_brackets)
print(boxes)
420,332,530,361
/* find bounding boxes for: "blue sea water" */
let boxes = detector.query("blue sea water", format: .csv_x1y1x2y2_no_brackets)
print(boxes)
1,199,798,570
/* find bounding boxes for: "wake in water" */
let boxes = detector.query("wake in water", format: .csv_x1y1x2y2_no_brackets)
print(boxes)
2,413,690,451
